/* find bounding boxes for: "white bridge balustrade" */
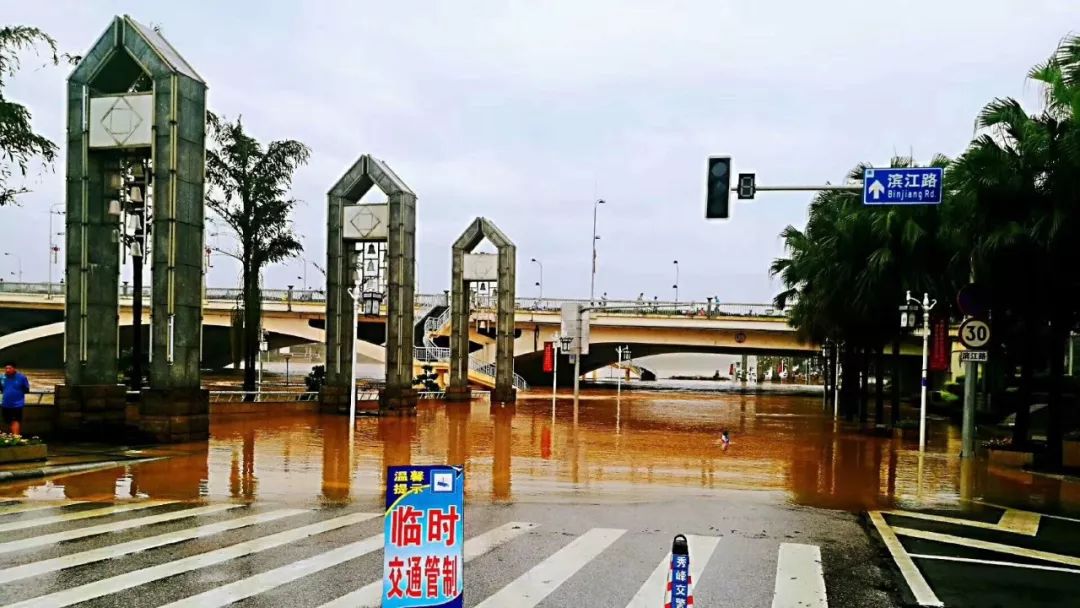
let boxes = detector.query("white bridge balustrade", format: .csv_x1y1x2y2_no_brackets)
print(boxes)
2,282,833,389
0,282,786,318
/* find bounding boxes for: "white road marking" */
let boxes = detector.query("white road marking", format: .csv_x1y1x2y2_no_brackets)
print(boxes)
909,553,1080,575
158,533,385,607
893,526,1080,568
868,512,942,607
2,511,380,608
771,543,827,608
625,535,720,607
0,501,85,517
0,500,174,533
474,527,626,608
318,521,539,608
885,508,1040,536
997,509,1041,535
974,500,1080,525
0,508,307,584
0,503,240,555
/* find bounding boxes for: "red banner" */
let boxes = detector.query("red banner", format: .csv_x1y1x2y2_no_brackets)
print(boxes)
930,316,949,372
542,341,554,373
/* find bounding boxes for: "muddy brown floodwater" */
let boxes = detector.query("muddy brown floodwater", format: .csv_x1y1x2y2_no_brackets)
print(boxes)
3,389,1079,514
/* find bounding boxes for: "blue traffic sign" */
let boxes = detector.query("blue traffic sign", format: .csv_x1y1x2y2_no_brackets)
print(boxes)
384,465,465,607
863,167,943,205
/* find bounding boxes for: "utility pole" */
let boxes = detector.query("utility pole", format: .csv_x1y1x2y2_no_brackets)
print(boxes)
531,258,543,299
590,199,605,303
672,260,679,307
48,204,63,298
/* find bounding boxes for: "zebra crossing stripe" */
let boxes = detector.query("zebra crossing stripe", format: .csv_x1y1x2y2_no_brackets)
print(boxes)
318,521,540,608
158,533,385,607
868,511,942,607
0,508,308,584
625,535,720,607
474,528,626,608
0,503,241,556
0,501,86,517
771,543,827,608
0,500,175,533
2,511,380,608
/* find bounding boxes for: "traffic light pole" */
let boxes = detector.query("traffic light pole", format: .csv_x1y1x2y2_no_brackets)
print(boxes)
732,184,862,194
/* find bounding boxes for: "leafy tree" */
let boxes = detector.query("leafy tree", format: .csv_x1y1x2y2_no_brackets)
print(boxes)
776,34,1080,467
205,113,310,392
0,26,63,207
950,34,1080,466
772,158,960,423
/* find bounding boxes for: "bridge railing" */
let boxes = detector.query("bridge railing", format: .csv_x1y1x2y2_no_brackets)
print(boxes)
513,296,786,317
1,282,784,317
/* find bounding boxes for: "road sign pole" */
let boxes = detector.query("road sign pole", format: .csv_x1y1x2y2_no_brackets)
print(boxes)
919,296,930,452
961,359,977,459
573,354,581,407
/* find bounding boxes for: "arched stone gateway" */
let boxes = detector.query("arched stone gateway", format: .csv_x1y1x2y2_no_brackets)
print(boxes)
59,16,208,442
447,218,517,403
322,155,418,415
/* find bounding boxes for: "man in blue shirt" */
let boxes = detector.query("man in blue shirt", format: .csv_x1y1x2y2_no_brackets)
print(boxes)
1,362,30,437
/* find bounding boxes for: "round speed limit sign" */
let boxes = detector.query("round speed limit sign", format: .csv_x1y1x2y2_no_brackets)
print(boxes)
959,318,991,349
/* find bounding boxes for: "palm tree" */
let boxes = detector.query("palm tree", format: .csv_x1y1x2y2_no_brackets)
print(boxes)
773,159,960,424
951,34,1080,465
205,113,310,393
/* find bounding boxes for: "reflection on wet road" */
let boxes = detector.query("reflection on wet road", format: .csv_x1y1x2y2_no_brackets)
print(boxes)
2,390,1077,514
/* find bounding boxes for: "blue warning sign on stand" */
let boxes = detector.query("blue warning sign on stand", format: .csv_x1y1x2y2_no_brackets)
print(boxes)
383,465,465,608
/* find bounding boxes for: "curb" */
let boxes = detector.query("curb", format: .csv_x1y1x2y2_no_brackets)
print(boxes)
0,457,166,483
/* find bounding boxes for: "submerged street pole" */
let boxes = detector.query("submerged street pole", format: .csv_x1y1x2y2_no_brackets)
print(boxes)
347,277,361,426
903,291,937,452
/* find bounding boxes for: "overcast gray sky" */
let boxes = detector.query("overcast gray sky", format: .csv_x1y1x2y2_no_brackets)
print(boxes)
2,1,1076,303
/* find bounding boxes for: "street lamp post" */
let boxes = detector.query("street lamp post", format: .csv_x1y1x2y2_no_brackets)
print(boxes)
531,258,543,299
346,276,362,427
902,291,937,452
3,252,22,283
616,345,631,397
48,204,64,298
672,260,679,308
590,199,605,303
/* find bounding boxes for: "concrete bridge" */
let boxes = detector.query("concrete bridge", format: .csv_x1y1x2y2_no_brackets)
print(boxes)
0,282,919,387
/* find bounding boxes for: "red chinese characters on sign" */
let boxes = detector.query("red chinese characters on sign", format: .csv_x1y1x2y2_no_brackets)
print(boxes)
387,556,405,598
428,506,460,546
407,556,423,598
391,505,424,547
425,555,441,597
930,315,949,372
543,341,554,373
442,555,459,597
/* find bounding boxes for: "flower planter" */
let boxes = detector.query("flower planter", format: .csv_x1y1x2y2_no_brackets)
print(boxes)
0,444,47,464
987,448,1034,468
1064,440,1080,468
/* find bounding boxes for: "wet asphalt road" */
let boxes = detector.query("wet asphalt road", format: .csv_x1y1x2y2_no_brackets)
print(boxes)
0,491,900,608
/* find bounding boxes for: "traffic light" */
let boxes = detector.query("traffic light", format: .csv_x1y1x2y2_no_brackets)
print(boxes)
705,156,731,219
737,173,756,200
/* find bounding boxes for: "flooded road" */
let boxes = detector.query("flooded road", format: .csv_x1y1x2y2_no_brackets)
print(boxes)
3,388,1078,514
